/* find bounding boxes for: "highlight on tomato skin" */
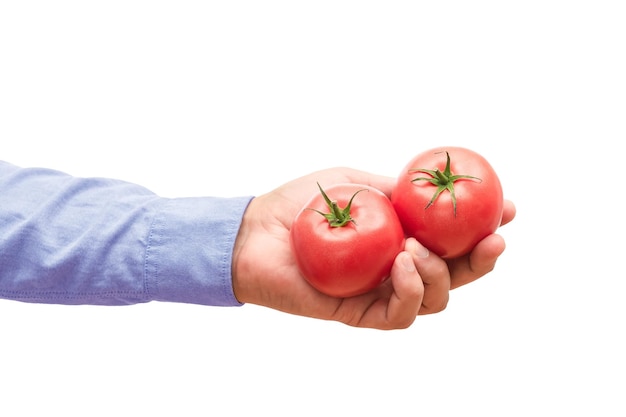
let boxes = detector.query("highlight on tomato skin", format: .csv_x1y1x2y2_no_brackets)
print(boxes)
390,146,504,259
290,183,405,298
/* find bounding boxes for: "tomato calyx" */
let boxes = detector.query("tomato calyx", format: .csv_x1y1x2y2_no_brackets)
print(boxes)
308,182,368,227
408,151,481,216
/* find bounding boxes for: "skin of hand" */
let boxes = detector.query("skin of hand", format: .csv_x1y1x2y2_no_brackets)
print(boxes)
231,167,516,330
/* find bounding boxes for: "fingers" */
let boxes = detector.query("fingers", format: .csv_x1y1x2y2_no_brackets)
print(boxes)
322,167,396,197
442,199,512,289
351,172,396,197
448,233,506,289
501,199,516,226
383,250,425,328
346,232,506,329
403,232,507,316
354,248,424,330
406,238,451,315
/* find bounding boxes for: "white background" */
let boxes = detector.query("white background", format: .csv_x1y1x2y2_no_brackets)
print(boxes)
1,1,625,416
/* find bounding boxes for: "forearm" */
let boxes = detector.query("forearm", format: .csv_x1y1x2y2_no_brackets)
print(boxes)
0,160,251,306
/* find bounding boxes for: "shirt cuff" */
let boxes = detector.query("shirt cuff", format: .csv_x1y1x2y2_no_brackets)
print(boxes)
145,195,253,306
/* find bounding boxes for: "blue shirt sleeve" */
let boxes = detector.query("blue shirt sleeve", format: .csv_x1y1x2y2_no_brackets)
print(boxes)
0,160,252,307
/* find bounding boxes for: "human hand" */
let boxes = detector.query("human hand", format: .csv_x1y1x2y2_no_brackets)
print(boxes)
232,167,516,330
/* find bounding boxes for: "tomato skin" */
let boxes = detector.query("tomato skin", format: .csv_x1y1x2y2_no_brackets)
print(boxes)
391,146,504,259
290,184,405,298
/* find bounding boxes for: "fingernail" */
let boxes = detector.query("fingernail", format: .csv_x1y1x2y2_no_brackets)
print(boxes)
401,252,415,272
414,242,430,259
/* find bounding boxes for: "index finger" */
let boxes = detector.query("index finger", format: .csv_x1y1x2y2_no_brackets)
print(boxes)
340,169,395,197
500,199,516,226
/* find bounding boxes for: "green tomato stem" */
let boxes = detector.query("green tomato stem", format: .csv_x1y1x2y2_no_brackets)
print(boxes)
408,151,481,216
308,182,368,227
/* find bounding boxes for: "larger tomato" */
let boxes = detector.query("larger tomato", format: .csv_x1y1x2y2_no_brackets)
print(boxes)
290,183,405,298
391,146,503,259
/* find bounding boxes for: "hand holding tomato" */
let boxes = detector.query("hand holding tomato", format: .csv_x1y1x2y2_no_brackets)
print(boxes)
231,166,516,330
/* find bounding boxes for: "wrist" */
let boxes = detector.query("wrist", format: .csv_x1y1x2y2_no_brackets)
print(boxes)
231,197,257,304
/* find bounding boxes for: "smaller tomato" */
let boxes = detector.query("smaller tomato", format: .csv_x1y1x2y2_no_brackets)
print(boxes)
391,146,504,259
290,183,404,298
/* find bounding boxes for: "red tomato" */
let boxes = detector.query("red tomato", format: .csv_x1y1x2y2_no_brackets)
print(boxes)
391,146,503,259
290,183,405,298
